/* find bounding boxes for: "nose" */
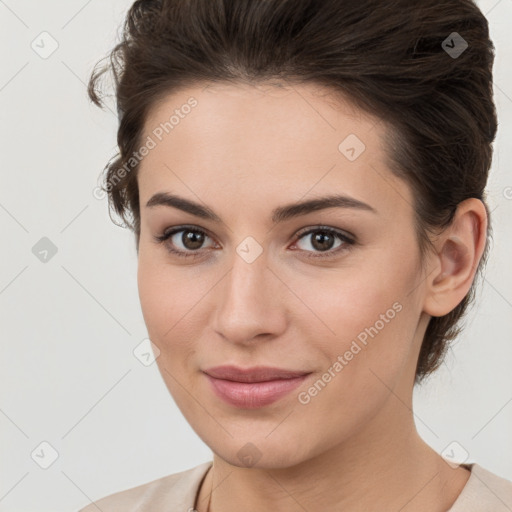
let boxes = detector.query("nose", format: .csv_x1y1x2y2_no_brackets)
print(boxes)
212,249,287,346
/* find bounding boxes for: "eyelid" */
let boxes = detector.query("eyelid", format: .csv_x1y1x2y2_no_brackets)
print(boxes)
293,225,355,242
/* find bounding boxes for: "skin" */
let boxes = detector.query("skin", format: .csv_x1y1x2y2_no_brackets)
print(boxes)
136,81,487,512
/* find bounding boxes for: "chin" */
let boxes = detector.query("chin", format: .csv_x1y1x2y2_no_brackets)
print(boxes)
204,432,316,470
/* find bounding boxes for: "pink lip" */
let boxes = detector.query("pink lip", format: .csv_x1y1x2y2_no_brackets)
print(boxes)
203,365,311,409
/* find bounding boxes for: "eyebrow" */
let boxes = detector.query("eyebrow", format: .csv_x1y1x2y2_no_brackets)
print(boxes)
145,192,377,224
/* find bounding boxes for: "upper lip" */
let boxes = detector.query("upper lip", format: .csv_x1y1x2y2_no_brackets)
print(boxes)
203,365,311,383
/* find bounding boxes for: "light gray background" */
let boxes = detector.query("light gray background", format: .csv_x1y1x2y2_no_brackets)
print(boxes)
0,1,511,511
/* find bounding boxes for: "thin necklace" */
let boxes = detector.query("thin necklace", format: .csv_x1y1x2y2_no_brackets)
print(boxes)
206,465,213,512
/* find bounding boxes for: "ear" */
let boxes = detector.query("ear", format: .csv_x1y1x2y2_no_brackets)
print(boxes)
423,198,488,317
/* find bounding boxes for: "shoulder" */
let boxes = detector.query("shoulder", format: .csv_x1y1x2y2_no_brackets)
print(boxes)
76,461,212,512
449,463,512,511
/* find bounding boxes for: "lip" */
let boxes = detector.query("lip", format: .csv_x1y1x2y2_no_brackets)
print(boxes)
203,365,312,409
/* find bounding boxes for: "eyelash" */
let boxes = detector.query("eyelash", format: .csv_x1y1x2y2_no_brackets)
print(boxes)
153,225,356,260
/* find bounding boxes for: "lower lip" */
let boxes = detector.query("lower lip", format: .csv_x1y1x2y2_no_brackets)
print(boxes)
205,373,310,409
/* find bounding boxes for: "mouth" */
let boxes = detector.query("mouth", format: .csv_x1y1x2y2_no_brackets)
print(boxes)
202,365,312,409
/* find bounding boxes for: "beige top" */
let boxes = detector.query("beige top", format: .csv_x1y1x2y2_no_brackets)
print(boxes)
77,460,512,511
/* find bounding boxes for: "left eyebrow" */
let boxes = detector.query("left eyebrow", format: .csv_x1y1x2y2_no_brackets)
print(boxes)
145,192,378,224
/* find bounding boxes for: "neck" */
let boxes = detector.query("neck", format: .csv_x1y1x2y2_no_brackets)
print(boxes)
196,395,470,512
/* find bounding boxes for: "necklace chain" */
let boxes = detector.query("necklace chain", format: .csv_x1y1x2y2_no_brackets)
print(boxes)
206,465,213,512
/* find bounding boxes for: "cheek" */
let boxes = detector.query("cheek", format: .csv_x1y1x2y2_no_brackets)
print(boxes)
137,256,201,403
136,250,208,367
297,291,415,441
137,252,165,336
137,246,192,332
136,250,190,359
300,261,412,344
297,250,419,388
311,296,411,399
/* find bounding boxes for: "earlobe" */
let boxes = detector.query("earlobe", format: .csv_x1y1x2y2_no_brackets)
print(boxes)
423,199,487,317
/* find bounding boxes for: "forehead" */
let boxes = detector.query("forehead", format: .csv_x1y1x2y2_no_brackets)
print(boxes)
137,81,413,221
142,81,376,155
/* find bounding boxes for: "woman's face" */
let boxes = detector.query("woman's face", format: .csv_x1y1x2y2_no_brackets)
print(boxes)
136,82,432,468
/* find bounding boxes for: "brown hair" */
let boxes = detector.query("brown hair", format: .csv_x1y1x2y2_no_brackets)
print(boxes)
88,0,497,384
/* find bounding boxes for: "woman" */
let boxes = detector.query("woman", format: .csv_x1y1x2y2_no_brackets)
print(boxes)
79,0,512,510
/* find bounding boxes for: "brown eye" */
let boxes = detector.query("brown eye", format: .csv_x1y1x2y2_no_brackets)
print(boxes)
154,226,215,259
154,225,356,261
292,226,355,259
308,231,336,251
179,229,206,250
